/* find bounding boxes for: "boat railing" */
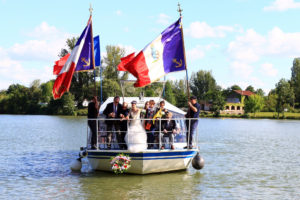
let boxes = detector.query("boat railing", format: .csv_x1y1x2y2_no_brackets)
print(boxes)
86,118,199,150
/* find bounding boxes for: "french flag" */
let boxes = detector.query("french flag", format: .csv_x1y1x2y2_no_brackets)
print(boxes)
118,18,186,87
52,17,94,99
53,36,100,75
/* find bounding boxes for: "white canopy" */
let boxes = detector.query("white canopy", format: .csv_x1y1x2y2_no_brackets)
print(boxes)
99,97,186,116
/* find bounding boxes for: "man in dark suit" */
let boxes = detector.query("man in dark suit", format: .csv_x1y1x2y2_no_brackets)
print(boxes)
103,96,122,149
161,112,177,150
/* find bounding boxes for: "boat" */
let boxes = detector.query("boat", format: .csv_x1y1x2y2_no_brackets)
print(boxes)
74,95,203,174
69,5,204,174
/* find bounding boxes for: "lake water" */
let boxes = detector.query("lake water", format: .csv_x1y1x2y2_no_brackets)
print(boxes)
0,115,299,199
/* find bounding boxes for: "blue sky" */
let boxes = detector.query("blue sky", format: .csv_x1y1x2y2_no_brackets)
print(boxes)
1,0,300,93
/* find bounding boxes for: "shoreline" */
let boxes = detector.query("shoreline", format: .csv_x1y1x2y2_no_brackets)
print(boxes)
1,112,300,120
200,112,300,120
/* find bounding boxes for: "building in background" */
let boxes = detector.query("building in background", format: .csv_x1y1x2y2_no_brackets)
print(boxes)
221,90,254,115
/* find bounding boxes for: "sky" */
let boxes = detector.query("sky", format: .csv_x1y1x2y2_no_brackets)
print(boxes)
1,0,300,94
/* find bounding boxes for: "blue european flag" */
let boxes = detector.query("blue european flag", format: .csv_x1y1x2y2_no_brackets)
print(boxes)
94,35,101,67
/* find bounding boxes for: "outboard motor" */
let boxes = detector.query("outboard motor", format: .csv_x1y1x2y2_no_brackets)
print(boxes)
70,147,87,171
192,151,204,170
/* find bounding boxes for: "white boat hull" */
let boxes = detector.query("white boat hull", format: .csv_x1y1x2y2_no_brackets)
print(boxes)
87,149,197,174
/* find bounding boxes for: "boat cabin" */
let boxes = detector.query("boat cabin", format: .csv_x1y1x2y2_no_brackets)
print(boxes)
86,97,198,150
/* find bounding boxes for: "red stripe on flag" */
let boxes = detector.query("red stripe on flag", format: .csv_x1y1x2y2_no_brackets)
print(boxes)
53,54,70,75
117,53,135,71
120,51,151,87
52,62,76,99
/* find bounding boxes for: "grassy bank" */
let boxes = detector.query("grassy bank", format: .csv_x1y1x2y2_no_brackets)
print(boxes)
200,112,300,120
76,108,88,116
77,108,300,120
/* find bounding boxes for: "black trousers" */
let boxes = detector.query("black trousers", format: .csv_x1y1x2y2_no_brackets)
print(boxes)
119,122,128,149
88,120,97,147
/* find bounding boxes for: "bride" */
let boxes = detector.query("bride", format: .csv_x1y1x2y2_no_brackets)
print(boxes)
125,100,147,152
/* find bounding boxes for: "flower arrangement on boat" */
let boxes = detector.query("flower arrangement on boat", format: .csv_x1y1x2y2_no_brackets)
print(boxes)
110,154,131,174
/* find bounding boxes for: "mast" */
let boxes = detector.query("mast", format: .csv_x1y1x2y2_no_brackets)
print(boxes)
89,4,97,96
177,3,190,100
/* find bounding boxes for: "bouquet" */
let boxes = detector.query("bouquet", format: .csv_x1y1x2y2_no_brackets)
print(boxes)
110,154,131,174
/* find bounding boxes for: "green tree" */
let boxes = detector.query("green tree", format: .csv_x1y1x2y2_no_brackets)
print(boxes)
291,58,300,107
275,79,295,117
264,90,277,112
27,80,43,114
174,80,187,108
48,92,75,115
0,91,9,113
231,84,242,91
164,81,176,105
102,79,121,100
103,45,126,81
244,94,264,116
6,84,31,114
210,86,226,116
222,85,242,98
256,88,265,97
40,80,54,103
190,70,216,101
245,85,255,92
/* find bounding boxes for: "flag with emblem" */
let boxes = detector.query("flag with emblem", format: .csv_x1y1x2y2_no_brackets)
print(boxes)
53,35,100,75
117,18,185,87
52,16,95,99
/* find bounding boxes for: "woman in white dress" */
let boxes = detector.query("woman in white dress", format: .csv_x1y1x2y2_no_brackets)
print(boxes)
125,101,147,152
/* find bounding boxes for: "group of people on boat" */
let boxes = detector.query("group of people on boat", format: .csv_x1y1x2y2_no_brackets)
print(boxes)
88,95,200,152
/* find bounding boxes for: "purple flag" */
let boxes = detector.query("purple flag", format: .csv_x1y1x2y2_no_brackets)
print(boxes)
161,18,185,73
75,21,94,72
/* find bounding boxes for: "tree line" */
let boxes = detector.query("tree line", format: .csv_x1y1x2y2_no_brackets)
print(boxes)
0,38,299,116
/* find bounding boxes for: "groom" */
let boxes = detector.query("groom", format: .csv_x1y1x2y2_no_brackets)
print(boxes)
103,96,122,149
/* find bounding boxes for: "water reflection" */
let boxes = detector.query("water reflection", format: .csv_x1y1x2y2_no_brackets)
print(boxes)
77,170,204,199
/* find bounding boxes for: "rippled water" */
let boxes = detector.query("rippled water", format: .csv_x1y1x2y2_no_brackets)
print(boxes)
0,115,299,199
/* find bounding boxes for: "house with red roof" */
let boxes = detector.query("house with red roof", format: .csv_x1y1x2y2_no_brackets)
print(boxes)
220,90,255,115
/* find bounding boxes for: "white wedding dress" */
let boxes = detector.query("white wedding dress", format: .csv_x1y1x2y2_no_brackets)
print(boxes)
125,109,147,152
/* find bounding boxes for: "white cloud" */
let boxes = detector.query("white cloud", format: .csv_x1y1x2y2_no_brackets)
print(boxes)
0,55,54,89
0,22,71,89
227,29,265,63
9,40,58,61
264,0,300,11
27,22,62,39
115,10,122,16
230,61,254,78
225,26,300,92
8,22,72,62
156,13,171,25
227,27,300,62
187,46,205,61
260,63,278,77
117,44,136,56
249,76,265,88
186,21,236,38
187,44,219,61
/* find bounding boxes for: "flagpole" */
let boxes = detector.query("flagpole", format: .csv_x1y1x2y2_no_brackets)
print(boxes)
89,4,96,97
178,3,190,100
